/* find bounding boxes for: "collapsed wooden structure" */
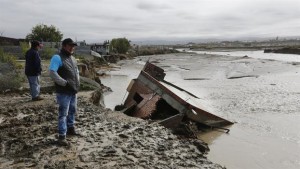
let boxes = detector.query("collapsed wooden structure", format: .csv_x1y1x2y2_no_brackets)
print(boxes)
121,62,233,130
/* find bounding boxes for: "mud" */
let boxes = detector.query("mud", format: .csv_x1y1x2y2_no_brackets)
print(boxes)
0,91,224,169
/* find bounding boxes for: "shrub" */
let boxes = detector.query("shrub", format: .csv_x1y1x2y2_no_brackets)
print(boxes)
110,38,130,54
20,41,30,56
40,46,56,59
0,72,22,92
0,48,20,68
0,48,23,92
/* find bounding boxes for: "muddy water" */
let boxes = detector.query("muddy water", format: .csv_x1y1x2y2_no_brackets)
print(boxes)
101,53,300,169
101,74,131,109
100,62,143,110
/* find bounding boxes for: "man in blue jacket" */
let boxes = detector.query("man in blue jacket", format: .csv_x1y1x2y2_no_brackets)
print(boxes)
49,38,80,146
25,40,43,101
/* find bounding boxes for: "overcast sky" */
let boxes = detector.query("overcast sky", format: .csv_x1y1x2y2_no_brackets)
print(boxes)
1,0,300,43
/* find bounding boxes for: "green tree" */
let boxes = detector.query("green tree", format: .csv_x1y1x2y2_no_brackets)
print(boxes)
109,38,130,54
26,24,63,42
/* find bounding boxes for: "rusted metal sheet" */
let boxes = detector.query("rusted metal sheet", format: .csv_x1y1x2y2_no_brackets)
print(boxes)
142,61,166,81
123,61,233,128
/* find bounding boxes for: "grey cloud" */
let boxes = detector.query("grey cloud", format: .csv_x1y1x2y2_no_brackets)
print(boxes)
137,1,170,11
1,0,300,42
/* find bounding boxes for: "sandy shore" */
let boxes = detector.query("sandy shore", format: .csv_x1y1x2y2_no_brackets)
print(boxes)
103,52,300,169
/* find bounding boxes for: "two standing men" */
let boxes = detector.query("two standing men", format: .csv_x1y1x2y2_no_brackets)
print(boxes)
26,38,80,145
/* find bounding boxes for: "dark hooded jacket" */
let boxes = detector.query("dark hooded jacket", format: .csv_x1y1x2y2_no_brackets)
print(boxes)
25,48,42,76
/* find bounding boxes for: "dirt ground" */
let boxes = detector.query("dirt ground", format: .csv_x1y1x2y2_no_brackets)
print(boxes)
0,62,225,169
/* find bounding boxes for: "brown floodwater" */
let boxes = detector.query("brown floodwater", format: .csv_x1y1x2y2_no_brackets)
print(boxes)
101,53,300,169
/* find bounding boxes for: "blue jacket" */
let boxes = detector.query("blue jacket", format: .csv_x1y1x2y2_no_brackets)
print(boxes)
25,48,42,76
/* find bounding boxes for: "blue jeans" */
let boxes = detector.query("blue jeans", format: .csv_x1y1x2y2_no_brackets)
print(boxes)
27,76,40,98
56,93,77,136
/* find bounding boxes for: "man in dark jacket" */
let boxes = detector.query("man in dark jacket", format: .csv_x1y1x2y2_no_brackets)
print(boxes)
25,40,43,101
49,38,80,146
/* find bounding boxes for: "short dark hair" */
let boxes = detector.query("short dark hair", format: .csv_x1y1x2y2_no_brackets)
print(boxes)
31,40,41,48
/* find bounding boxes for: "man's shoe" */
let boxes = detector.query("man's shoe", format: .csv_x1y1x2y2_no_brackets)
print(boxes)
57,135,69,146
67,127,81,136
32,96,44,101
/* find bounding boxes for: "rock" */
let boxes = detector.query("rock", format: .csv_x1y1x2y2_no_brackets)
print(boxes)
122,124,131,129
90,88,105,107
192,140,209,153
103,146,117,154
118,133,129,138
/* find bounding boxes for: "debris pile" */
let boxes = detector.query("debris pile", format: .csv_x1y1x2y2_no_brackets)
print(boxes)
118,62,233,134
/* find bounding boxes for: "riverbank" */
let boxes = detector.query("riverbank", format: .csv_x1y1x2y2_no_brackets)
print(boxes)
0,61,225,168
0,92,225,169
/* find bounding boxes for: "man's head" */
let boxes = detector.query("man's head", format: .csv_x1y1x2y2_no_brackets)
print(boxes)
62,38,77,54
31,40,43,49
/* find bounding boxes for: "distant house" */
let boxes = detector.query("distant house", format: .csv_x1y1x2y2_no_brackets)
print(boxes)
76,40,87,46
90,40,110,55
42,40,87,48
0,36,25,46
